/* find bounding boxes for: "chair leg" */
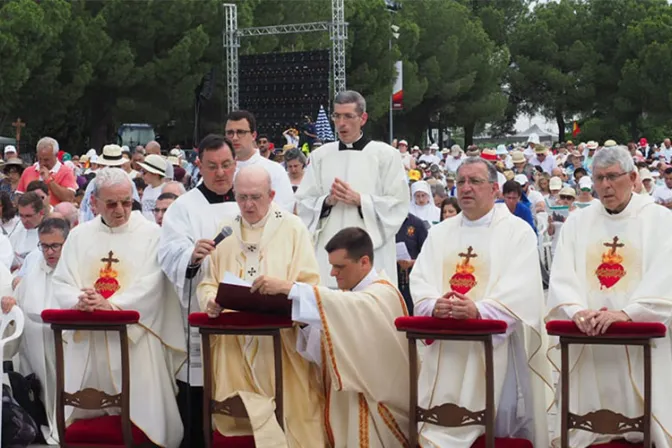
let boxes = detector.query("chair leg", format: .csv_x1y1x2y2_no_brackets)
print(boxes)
273,331,284,430
483,337,495,448
201,333,213,448
561,339,569,448
644,343,652,448
408,337,418,448
54,329,67,447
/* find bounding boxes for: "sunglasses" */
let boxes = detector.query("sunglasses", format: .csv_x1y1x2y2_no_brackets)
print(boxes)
559,195,574,200
104,200,133,210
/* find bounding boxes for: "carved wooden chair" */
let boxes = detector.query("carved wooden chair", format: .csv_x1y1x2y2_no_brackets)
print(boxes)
40,309,155,448
395,316,533,448
189,311,293,448
546,320,667,448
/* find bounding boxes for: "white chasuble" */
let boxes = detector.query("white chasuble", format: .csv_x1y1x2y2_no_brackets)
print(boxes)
547,193,672,448
290,271,410,448
197,203,325,448
158,187,239,385
15,257,59,444
295,139,409,288
9,222,38,270
53,212,187,448
410,204,553,448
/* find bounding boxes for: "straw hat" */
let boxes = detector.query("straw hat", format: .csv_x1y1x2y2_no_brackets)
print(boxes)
549,176,563,191
97,145,126,167
480,148,498,161
511,151,526,164
559,186,576,198
137,154,167,176
534,145,548,155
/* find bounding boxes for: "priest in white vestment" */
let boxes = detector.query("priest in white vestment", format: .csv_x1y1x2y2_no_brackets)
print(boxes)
197,165,325,448
295,90,409,288
225,110,295,212
2,217,70,444
10,192,46,271
52,169,186,448
547,146,672,448
410,157,553,448
158,134,239,447
277,227,409,447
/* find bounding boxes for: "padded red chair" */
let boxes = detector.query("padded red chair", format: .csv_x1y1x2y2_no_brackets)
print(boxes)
546,320,667,448
189,312,293,448
395,316,533,448
41,309,155,448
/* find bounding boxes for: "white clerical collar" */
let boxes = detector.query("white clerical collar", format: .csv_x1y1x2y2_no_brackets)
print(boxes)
352,267,378,292
461,206,495,228
343,133,364,149
242,207,271,230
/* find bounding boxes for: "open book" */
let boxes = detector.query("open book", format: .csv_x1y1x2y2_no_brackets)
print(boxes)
215,272,291,317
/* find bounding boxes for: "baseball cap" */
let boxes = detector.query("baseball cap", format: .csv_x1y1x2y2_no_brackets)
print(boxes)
514,174,528,186
549,176,562,191
4,145,16,155
578,176,593,190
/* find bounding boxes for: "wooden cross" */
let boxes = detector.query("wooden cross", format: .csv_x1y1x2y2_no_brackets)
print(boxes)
604,236,624,254
458,246,478,264
101,251,119,270
11,118,25,142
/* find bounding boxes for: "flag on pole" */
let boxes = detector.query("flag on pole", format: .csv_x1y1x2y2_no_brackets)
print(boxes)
572,121,581,138
315,105,335,142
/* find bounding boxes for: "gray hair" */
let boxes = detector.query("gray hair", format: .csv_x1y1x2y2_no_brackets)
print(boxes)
38,217,70,239
162,180,186,195
284,148,307,167
92,168,133,197
592,146,635,173
36,137,59,155
456,157,498,183
430,183,448,199
334,90,366,114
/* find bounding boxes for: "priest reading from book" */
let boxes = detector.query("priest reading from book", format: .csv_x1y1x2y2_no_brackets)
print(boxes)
196,164,324,447
254,226,410,447
409,157,553,448
52,168,187,447
295,90,409,288
158,134,239,447
547,146,672,448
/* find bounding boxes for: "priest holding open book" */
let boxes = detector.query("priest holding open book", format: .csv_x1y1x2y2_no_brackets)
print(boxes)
196,165,324,447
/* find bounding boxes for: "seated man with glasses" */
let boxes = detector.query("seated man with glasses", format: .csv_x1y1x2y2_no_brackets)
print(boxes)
198,164,325,447
52,168,187,447
2,217,70,444
547,145,672,447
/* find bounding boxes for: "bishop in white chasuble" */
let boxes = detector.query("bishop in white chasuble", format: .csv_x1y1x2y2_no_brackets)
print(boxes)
290,267,410,448
53,211,187,448
197,202,324,447
410,204,553,448
547,191,672,448
295,136,409,288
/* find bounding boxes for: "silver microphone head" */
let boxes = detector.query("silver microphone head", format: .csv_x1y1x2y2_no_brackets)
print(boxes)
221,226,233,238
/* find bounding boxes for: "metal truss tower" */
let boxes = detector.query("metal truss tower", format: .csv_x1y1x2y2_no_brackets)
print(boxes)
222,0,348,114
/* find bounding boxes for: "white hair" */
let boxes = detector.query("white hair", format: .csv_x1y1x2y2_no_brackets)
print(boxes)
37,137,59,155
92,168,133,197
163,180,186,195
592,146,635,173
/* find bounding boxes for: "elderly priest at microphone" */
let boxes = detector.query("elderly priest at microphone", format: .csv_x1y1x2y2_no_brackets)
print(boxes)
251,226,411,447
196,164,325,447
52,168,187,447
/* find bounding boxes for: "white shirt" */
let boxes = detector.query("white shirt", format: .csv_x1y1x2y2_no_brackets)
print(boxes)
419,154,441,166
444,156,463,173
652,184,672,204
527,189,546,211
528,155,557,174
141,183,163,222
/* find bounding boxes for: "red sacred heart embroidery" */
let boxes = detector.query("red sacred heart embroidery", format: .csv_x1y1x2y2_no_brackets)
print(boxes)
94,277,120,299
595,236,626,290
449,246,478,294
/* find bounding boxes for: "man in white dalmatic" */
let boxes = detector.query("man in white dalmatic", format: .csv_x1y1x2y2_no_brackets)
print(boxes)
410,157,552,447
295,90,409,287
547,145,672,447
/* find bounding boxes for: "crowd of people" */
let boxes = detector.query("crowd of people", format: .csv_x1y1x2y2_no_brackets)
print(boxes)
0,89,670,448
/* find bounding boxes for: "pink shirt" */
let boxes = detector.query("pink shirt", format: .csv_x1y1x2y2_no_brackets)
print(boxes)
17,161,78,206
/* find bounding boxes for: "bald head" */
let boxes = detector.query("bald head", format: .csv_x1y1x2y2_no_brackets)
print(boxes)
235,165,275,224
52,201,79,227
145,141,161,155
162,180,186,197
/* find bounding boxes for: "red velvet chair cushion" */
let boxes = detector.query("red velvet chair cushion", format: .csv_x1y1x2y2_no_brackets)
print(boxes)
471,435,533,447
395,316,507,335
189,312,293,329
64,415,151,445
41,309,140,325
546,320,666,338
591,441,643,447
212,431,256,447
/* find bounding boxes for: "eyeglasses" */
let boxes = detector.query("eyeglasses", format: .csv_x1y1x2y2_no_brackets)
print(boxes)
331,113,360,121
153,207,168,214
104,200,133,210
205,161,235,171
225,129,252,138
593,172,627,183
559,195,575,201
235,194,264,203
38,242,63,252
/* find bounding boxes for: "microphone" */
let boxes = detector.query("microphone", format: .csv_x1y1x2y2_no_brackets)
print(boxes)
213,226,233,247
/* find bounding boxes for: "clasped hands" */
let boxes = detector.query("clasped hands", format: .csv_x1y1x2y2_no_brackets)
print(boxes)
326,178,361,207
73,288,112,312
205,275,293,319
573,308,631,335
432,291,480,320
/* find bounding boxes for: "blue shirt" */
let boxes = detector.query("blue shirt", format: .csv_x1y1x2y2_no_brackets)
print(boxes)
496,199,537,234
